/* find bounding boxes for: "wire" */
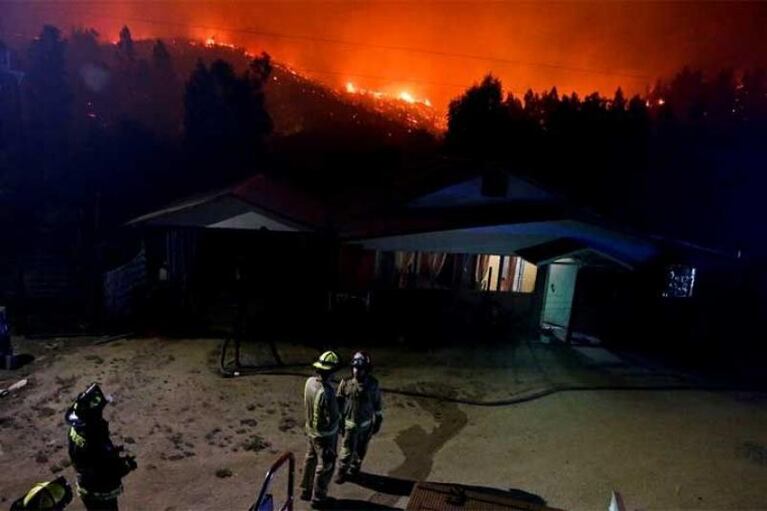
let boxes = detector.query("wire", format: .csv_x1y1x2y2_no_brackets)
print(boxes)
293,67,530,96
295,68,468,91
8,7,536,96
25,7,651,82
8,7,642,101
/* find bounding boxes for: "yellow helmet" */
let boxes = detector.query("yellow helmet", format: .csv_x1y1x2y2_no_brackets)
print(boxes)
312,350,340,371
11,476,73,510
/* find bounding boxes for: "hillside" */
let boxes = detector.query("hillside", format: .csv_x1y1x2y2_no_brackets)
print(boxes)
132,38,441,139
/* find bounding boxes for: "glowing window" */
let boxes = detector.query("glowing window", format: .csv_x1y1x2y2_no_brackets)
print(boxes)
512,258,538,293
476,255,537,293
662,265,696,298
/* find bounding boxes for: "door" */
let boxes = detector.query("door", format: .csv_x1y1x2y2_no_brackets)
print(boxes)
542,263,578,328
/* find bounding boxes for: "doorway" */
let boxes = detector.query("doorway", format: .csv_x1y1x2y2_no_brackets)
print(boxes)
541,262,578,329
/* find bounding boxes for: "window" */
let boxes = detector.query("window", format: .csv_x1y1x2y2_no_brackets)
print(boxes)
513,258,538,293
486,255,502,291
662,265,696,298
389,251,449,289
475,255,537,293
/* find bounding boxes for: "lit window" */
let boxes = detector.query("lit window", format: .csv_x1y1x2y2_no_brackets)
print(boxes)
662,265,696,298
475,255,537,293
512,258,538,293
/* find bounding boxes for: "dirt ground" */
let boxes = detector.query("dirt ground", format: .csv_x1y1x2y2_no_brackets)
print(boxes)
1,336,767,510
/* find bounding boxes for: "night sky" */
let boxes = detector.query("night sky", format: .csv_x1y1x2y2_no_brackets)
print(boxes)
3,1,767,110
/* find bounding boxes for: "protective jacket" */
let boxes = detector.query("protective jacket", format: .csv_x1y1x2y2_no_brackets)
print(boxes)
67,415,132,499
337,375,382,431
303,375,340,438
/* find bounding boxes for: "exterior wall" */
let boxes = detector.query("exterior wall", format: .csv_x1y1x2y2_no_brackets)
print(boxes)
568,259,753,365
134,227,335,337
644,261,749,359
568,266,638,344
362,289,536,345
330,248,544,345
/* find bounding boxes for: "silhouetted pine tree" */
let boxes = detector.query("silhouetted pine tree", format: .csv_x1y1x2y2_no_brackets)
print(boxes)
25,25,72,184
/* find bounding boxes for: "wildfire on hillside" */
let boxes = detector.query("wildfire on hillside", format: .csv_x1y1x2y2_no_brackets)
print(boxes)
204,35,237,50
345,81,432,108
186,36,444,132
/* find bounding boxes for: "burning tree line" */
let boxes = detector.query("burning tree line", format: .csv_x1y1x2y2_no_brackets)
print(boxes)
1,25,274,230
446,72,767,255
0,25,437,236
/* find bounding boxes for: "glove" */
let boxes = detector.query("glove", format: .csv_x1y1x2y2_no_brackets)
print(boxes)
372,416,382,435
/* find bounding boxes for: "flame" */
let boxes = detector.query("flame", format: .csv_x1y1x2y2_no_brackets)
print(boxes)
205,35,238,50
345,82,431,107
657,98,666,105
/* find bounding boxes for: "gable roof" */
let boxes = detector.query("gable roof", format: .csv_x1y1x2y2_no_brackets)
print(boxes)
127,175,329,232
515,238,635,269
408,174,556,209
127,163,734,269
356,220,657,267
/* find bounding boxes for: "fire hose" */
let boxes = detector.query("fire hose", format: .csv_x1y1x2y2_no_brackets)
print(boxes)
218,337,762,407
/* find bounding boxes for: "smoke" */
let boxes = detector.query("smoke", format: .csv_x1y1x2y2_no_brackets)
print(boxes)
80,62,110,92
3,1,766,110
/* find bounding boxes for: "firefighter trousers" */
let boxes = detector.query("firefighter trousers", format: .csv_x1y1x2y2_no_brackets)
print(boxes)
300,435,338,500
338,425,373,473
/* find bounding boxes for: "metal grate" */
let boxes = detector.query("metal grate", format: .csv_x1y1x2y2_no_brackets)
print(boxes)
406,482,565,511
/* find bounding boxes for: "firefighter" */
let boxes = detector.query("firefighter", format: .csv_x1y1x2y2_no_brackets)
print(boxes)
335,351,382,484
65,383,137,511
300,351,341,509
10,476,73,510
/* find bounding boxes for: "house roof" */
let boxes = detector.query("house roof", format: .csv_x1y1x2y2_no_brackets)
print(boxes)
355,220,657,267
408,174,556,209
337,166,569,239
515,238,635,269
127,164,732,269
127,175,329,232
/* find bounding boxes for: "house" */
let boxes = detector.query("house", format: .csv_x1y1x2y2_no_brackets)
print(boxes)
123,165,746,353
338,170,744,352
115,175,335,336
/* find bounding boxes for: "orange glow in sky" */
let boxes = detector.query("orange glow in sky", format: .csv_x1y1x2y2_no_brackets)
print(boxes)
4,2,767,112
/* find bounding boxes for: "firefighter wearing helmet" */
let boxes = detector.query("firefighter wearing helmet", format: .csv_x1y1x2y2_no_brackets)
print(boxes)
334,351,382,484
300,351,341,509
65,383,137,510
